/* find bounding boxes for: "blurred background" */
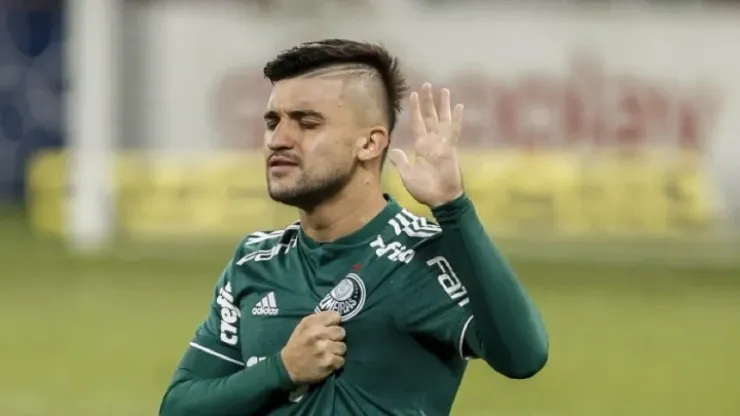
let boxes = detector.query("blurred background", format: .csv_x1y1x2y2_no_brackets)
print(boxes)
1,0,739,415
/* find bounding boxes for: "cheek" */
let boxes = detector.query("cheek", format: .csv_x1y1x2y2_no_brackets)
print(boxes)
302,129,356,169
313,132,354,156
312,145,351,172
262,131,274,157
262,133,270,156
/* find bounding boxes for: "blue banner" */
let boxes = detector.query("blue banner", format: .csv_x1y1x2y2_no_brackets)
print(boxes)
0,3,65,203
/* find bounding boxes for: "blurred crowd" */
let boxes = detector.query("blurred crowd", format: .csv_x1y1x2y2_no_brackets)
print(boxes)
241,0,740,11
8,0,740,12
112,0,740,15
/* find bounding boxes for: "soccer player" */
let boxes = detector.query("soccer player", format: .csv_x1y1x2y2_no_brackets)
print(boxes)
159,39,548,416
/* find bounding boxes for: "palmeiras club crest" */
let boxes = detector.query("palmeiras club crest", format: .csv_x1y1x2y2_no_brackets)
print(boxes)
315,273,367,322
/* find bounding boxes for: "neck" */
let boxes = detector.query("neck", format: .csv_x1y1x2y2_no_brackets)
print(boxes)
299,176,387,243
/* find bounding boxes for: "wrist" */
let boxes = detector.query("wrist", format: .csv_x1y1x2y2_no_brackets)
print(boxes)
431,193,474,227
428,191,465,210
276,349,299,389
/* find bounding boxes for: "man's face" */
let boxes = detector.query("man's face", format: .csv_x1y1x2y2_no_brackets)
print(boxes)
263,77,362,208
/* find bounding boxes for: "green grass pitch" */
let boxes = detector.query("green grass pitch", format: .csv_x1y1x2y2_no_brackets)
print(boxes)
1,212,739,416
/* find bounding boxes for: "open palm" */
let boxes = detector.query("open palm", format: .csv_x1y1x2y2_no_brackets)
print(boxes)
388,83,465,208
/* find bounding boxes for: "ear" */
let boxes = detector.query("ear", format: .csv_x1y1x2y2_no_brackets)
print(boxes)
357,126,389,163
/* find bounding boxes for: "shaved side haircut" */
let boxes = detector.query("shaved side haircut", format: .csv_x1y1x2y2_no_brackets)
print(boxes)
263,39,409,163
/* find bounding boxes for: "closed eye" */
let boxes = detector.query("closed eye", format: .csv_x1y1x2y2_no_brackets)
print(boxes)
299,120,320,130
266,120,279,131
264,114,279,131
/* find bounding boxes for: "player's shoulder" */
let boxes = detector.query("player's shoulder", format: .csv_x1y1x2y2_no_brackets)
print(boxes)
241,222,301,249
375,205,445,265
231,222,301,262
211,223,301,296
381,206,443,244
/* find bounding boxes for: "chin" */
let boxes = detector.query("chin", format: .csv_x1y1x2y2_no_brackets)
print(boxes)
267,171,353,209
269,190,314,208
267,182,305,203
268,184,340,210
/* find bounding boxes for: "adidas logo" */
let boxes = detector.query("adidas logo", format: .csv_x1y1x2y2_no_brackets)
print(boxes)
252,292,279,316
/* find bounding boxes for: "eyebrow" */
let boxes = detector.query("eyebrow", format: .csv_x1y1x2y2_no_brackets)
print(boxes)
263,109,325,121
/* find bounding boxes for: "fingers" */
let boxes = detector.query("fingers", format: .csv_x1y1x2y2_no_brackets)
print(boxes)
318,340,346,372
438,88,452,124
304,312,346,341
285,312,348,383
409,91,427,141
311,319,346,372
315,310,341,326
328,340,347,356
325,325,346,341
419,83,439,134
412,84,461,142
451,103,464,144
316,339,346,355
328,354,345,371
316,340,345,373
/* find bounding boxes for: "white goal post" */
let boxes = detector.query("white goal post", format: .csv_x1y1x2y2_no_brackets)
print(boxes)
64,0,121,251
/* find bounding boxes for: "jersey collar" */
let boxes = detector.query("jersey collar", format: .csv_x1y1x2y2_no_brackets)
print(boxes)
298,194,402,250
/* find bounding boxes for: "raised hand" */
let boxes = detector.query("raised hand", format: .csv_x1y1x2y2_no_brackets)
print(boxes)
387,83,465,208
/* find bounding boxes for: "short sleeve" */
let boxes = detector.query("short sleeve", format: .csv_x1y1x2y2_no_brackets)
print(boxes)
394,246,475,359
185,263,245,371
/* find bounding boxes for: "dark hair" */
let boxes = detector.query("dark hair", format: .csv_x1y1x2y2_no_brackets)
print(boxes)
263,39,408,135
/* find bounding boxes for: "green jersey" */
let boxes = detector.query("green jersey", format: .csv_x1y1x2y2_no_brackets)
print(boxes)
160,195,549,416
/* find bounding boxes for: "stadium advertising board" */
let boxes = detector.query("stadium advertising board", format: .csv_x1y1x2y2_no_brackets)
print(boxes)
28,5,740,238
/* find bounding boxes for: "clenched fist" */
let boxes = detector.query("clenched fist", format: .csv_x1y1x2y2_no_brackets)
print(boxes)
280,311,347,384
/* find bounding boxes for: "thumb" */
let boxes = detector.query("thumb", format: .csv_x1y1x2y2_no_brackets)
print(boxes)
387,149,411,173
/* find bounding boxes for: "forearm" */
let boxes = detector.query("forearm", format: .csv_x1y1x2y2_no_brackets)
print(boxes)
159,354,294,416
432,194,548,379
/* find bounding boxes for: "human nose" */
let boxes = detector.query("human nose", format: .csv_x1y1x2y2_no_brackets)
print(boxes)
266,123,297,151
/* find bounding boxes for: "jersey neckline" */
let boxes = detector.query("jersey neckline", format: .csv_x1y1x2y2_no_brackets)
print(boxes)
298,193,402,251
